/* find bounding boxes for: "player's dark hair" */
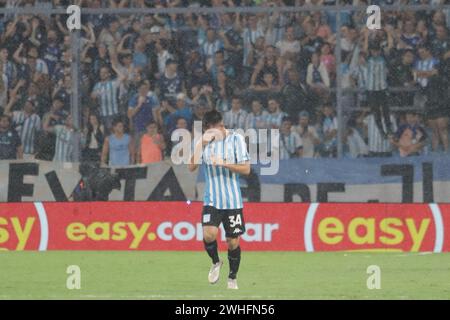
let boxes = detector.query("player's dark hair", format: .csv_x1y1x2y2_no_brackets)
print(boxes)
203,110,223,131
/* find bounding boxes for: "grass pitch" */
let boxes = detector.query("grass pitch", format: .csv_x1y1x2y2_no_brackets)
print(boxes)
0,251,449,299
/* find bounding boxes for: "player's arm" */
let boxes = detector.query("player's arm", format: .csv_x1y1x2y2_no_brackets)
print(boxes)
214,133,251,175
211,151,251,175
188,139,204,172
188,129,219,172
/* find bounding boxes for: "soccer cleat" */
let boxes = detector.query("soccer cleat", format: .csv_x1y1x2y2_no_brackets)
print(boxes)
208,260,223,284
227,278,239,290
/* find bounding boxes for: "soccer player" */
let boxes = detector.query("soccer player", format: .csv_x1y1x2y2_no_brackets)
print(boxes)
188,110,250,290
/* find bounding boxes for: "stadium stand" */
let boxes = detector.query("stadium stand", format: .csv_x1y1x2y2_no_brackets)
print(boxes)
0,0,449,162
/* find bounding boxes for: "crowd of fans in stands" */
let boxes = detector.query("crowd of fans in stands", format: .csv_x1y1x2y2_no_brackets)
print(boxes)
0,0,449,165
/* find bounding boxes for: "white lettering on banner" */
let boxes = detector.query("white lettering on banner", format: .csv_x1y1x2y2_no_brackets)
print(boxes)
264,224,279,242
242,223,262,241
241,223,279,242
3,158,449,203
157,222,173,241
173,222,196,241
0,160,197,202
196,223,203,241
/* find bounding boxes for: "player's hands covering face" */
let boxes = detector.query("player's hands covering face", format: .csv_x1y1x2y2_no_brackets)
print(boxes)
202,128,225,145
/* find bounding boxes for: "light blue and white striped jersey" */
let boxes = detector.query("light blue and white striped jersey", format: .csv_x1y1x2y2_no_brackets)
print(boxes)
242,27,264,66
201,39,223,67
53,125,75,162
202,130,250,209
279,131,303,160
245,110,269,130
264,110,286,151
215,98,231,113
415,58,439,88
93,79,120,117
265,111,286,128
363,114,398,153
366,56,387,91
12,111,41,154
266,14,289,46
223,109,248,130
351,64,369,91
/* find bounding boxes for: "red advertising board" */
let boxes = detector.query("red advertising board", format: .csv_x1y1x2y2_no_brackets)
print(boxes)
0,202,449,252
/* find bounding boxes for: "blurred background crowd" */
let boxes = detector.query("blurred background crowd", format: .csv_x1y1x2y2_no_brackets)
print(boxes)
0,0,449,165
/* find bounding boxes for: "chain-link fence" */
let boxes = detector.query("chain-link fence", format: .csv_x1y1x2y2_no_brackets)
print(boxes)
0,2,449,162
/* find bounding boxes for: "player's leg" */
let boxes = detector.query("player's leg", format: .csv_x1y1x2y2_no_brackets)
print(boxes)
223,209,246,289
203,225,220,264
202,206,223,284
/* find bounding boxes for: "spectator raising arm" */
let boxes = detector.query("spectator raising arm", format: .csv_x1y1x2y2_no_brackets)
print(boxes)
3,80,25,116
1,18,18,43
117,34,133,55
111,59,128,83
3,92,19,117
82,23,97,46
29,18,41,48
13,43,25,65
